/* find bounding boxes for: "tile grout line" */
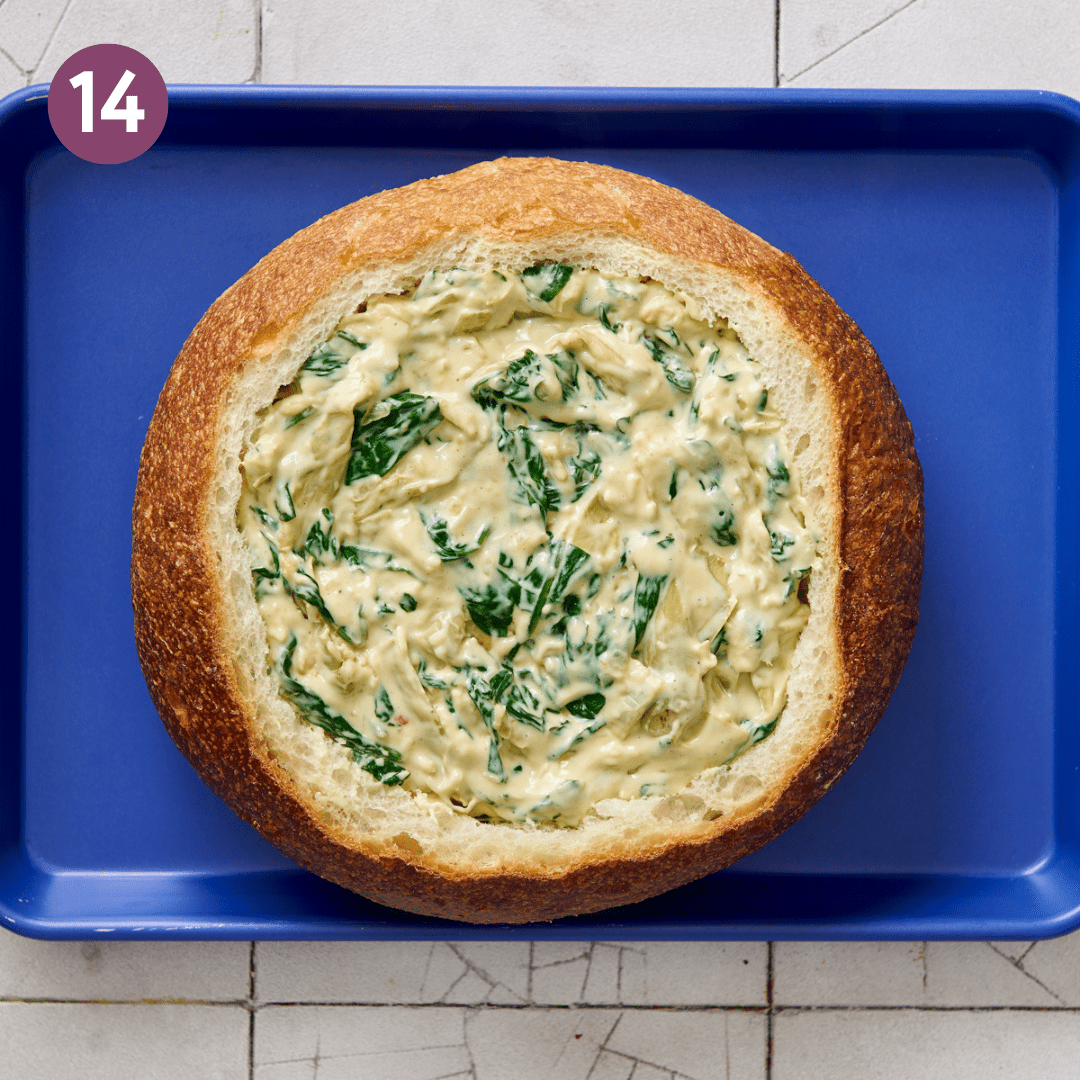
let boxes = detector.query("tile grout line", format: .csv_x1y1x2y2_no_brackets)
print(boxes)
0,996,1077,1012
765,941,774,1079
250,0,263,83
773,0,780,87
207,1001,771,1012
248,1007,256,1080
762,1004,1080,1014
0,997,252,1008
248,941,257,1080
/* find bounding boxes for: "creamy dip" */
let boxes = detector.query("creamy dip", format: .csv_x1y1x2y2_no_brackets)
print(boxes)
238,265,816,826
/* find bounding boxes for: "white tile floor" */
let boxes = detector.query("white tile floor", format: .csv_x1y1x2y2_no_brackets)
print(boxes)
4,0,1080,1076
3,934,1080,1077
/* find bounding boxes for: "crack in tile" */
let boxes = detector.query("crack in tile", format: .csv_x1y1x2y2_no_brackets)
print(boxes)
983,941,1065,1004
725,1012,731,1080
418,942,437,1000
582,942,596,1000
1017,942,1039,964
259,1041,465,1068
601,1011,623,1050
554,1019,603,1075
531,955,591,971
461,1011,480,1080
257,1052,320,1066
445,944,497,989
315,1041,467,1059
582,1041,606,1079
591,1046,640,1076
599,1012,623,1047
1013,961,1066,1006
440,968,474,1002
782,0,923,83
28,0,77,80
608,942,646,1002
584,944,625,1004
986,943,1014,963
0,44,29,78
445,944,524,1002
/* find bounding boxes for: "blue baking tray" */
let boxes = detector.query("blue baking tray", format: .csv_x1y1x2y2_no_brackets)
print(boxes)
2,85,1079,940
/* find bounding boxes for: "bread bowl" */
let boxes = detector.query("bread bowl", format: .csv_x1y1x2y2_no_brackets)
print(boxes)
131,157,923,923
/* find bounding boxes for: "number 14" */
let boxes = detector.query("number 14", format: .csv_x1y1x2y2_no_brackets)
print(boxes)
69,69,145,133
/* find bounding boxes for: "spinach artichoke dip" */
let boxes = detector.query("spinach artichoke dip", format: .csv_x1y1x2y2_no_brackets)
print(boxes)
238,263,817,828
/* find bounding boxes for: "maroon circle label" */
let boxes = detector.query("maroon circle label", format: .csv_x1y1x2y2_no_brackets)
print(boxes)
48,44,167,165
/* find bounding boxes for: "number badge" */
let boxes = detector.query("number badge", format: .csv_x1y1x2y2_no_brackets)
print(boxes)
48,44,167,165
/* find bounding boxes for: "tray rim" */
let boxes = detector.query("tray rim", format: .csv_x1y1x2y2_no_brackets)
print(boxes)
4,82,1080,941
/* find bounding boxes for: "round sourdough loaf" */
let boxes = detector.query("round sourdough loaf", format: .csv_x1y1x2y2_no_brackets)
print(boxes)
131,157,923,923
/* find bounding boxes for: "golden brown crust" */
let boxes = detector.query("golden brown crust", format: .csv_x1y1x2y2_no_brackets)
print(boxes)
132,157,923,924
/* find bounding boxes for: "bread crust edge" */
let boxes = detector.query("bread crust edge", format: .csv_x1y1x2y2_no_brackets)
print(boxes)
131,157,923,924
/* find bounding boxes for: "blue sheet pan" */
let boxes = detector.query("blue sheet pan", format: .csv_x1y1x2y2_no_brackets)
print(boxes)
2,85,1078,940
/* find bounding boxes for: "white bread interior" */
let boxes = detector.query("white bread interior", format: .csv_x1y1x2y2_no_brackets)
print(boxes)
208,233,842,876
